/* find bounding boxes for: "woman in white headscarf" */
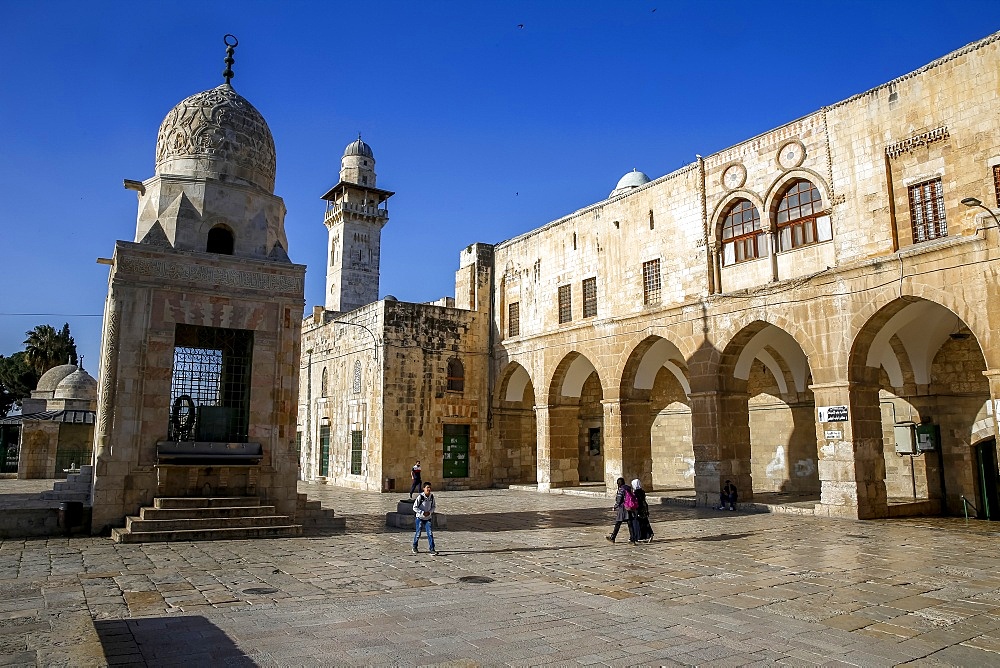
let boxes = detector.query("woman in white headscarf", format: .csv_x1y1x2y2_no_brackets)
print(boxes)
631,478,653,543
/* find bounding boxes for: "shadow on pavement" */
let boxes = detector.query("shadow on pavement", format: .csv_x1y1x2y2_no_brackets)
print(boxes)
94,616,255,667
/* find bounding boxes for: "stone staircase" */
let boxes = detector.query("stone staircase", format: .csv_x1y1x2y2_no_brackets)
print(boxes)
41,465,93,503
111,496,302,543
296,493,346,534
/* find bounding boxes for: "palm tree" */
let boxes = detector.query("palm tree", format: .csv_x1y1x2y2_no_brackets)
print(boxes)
23,323,77,377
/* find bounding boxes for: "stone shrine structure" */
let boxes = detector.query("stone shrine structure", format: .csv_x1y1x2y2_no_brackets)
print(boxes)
301,31,1000,521
90,39,306,536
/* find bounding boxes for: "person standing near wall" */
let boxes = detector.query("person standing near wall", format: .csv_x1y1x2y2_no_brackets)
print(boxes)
412,481,437,556
409,459,422,499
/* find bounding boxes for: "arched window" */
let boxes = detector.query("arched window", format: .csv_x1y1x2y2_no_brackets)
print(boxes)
206,225,235,255
447,358,465,393
776,179,823,250
720,199,763,265
320,367,328,398
353,360,362,394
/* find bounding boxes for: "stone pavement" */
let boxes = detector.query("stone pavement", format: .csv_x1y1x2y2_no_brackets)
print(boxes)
2,483,1000,666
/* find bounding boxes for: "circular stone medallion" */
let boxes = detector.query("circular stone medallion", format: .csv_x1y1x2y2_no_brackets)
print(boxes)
778,140,806,170
722,164,746,190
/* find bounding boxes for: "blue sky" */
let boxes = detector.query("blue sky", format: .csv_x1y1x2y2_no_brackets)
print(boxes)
2,1,999,369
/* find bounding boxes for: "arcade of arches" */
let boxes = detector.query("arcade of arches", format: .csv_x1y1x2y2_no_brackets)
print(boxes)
494,295,995,520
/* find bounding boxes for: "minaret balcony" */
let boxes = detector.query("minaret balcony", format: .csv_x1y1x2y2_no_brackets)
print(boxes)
324,201,389,223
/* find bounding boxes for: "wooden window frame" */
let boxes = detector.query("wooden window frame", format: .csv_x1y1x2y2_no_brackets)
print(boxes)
776,179,823,251
908,177,947,243
508,302,520,338
558,285,572,324
446,358,465,393
993,165,1000,208
582,277,597,318
720,199,763,264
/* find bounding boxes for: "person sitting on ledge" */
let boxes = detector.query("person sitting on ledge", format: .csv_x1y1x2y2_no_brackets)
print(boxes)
718,480,738,511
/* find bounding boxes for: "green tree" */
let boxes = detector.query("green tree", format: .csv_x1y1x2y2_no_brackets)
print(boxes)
0,352,39,416
23,323,77,377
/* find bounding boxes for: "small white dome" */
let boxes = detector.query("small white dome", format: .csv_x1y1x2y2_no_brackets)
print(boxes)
53,368,98,401
36,364,79,393
610,169,651,197
344,137,374,159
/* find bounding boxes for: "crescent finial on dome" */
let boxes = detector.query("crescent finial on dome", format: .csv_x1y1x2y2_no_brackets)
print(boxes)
223,34,238,85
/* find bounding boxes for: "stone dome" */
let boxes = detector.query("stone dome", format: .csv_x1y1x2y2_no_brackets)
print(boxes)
53,367,98,401
35,364,79,393
610,169,652,197
154,83,277,193
344,137,374,159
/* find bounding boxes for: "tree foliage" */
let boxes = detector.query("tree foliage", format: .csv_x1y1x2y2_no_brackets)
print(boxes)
0,352,39,416
23,323,77,377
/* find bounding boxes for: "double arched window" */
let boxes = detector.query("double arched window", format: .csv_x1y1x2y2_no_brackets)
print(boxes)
775,179,823,251
721,199,763,265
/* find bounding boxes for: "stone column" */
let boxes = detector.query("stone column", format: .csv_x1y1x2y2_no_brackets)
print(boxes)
763,222,778,282
689,390,754,507
812,381,888,519
603,399,653,492
535,404,579,490
984,370,1000,440
707,240,721,294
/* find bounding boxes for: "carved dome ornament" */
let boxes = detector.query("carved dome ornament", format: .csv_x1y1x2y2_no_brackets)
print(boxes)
154,83,277,192
721,163,747,190
777,140,806,170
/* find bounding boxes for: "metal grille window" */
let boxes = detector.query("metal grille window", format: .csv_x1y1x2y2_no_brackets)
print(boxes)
642,259,661,305
558,285,572,324
320,367,328,398
447,358,465,392
353,360,362,394
319,424,330,476
994,165,1000,207
582,277,597,318
776,179,822,250
508,302,520,338
908,178,947,243
169,324,253,442
721,199,763,264
350,430,362,475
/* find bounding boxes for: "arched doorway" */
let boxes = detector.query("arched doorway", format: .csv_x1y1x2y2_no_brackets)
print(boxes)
494,363,537,485
851,298,990,516
546,353,604,487
620,336,693,491
718,321,817,504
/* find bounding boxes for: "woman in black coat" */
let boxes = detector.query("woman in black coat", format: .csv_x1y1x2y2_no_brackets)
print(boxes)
631,478,654,543
606,477,638,544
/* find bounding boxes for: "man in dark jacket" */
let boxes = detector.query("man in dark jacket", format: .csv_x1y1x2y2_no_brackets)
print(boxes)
606,477,638,544
719,480,738,511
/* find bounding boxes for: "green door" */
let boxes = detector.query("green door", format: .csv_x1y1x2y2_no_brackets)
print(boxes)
975,439,999,521
443,424,469,478
319,425,330,477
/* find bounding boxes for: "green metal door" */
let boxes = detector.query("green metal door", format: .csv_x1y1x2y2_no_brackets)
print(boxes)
319,425,330,477
443,424,469,478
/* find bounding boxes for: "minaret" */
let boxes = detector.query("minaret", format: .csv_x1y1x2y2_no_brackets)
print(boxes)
322,136,393,312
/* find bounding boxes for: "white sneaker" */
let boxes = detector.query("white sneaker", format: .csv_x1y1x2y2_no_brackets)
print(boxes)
411,546,418,554
430,550,438,556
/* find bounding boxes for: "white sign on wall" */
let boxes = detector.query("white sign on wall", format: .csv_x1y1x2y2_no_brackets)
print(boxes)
818,405,849,422
824,430,843,439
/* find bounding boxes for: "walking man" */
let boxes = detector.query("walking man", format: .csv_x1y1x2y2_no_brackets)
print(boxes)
409,459,422,499
412,481,437,556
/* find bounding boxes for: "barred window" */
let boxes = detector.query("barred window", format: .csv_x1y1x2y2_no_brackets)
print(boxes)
582,277,597,318
993,165,1000,207
447,358,465,393
350,430,362,475
558,285,572,324
320,367,328,398
908,178,947,243
720,199,762,264
508,302,520,337
776,179,823,251
642,259,661,305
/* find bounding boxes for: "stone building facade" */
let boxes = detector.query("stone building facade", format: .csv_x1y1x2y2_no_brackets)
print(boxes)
302,32,1000,520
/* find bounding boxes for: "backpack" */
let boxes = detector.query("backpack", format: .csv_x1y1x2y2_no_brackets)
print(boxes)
623,486,638,511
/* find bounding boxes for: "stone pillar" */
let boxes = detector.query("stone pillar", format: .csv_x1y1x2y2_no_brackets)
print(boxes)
689,390,753,507
603,399,653,492
534,404,579,490
812,381,888,519
763,223,778,282
984,370,1000,440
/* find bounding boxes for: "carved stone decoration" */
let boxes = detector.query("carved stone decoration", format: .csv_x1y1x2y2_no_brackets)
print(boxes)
721,163,747,190
777,140,806,170
155,83,277,192
94,301,120,462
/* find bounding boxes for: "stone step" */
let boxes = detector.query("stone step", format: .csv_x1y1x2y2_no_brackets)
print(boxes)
125,514,294,532
139,505,277,520
111,524,302,544
153,496,261,509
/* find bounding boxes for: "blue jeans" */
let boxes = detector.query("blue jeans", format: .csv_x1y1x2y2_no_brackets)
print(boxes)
413,517,435,551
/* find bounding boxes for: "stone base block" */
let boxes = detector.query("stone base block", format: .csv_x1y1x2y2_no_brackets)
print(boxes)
386,500,447,529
